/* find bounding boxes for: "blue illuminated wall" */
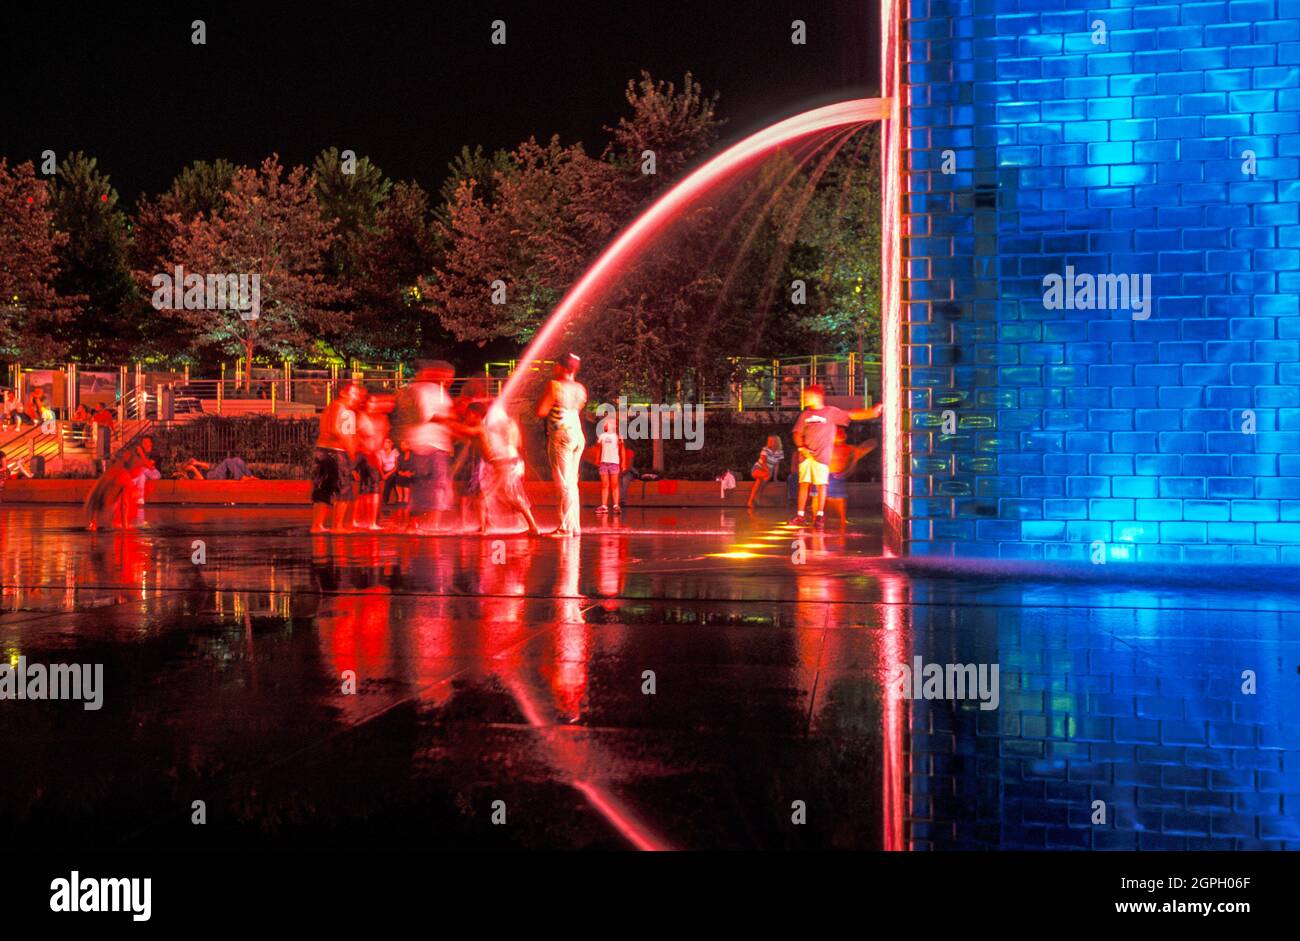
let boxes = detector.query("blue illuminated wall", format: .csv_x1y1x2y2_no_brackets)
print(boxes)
900,0,1300,562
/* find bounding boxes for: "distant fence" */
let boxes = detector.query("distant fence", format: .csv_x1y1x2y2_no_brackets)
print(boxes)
151,415,318,467
8,353,881,421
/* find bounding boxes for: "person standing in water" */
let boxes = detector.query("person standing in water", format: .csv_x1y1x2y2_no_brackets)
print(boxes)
535,354,587,537
352,393,389,530
310,381,364,533
790,384,882,530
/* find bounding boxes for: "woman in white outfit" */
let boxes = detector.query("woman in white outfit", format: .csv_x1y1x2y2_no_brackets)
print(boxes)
536,354,587,536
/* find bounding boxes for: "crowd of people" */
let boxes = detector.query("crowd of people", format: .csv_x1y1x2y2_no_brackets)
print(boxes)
310,359,553,536
66,361,882,534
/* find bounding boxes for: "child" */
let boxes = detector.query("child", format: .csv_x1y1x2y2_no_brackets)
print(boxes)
595,417,622,514
825,427,877,528
454,402,488,531
747,435,785,509
393,443,414,531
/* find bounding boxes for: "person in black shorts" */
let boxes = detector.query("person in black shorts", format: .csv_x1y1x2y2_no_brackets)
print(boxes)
311,382,364,533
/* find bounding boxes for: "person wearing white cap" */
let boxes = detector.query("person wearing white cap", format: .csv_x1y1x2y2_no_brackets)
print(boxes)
536,353,587,536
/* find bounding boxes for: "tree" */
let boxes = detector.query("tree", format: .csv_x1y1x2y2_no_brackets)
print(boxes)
344,180,441,362
430,72,723,363
0,159,80,361
49,152,138,360
132,158,238,274
783,126,882,361
431,135,590,347
436,145,512,227
163,155,346,383
312,147,390,280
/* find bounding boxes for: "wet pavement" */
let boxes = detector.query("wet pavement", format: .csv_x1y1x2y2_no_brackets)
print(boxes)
1,504,1297,850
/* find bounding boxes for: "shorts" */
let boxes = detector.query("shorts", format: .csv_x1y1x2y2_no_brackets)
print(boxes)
599,462,620,475
798,458,830,487
311,448,354,504
409,450,451,513
751,463,770,482
354,454,380,495
826,472,847,500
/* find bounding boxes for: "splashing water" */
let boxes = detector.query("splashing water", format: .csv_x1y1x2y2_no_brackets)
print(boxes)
495,98,888,420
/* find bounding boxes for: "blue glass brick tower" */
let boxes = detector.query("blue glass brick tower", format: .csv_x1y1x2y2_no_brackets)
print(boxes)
899,0,1300,562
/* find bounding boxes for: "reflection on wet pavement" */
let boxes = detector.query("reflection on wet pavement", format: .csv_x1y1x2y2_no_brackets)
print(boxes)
1,506,1297,850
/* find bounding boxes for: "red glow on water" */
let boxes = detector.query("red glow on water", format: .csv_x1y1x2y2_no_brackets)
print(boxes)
501,98,889,408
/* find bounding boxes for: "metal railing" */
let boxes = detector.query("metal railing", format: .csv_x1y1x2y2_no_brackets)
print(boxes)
488,354,882,411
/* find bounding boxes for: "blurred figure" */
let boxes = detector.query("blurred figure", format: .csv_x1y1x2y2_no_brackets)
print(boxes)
470,410,542,535
310,381,364,533
353,394,389,530
394,362,454,533
453,402,488,531
86,437,153,531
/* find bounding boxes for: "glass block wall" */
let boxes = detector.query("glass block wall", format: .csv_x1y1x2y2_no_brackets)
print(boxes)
898,0,1300,562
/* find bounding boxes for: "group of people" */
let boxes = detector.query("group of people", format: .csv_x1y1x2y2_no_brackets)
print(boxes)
1,387,55,430
69,359,881,536
747,383,882,529
310,360,546,536
308,354,630,538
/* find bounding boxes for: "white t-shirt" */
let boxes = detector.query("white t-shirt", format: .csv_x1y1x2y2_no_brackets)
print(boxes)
598,432,620,465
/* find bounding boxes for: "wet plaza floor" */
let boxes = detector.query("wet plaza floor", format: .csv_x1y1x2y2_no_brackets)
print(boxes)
1,504,1297,851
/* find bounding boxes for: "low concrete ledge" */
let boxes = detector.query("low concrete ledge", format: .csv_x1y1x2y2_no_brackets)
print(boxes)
2,477,882,508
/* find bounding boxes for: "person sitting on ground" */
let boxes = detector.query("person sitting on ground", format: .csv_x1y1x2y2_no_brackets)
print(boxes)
176,457,209,479
0,449,35,499
71,403,91,443
205,454,257,480
25,388,47,425
174,454,257,480
0,390,17,430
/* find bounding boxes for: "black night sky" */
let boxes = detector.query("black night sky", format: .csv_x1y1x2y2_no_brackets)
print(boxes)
1,0,879,203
